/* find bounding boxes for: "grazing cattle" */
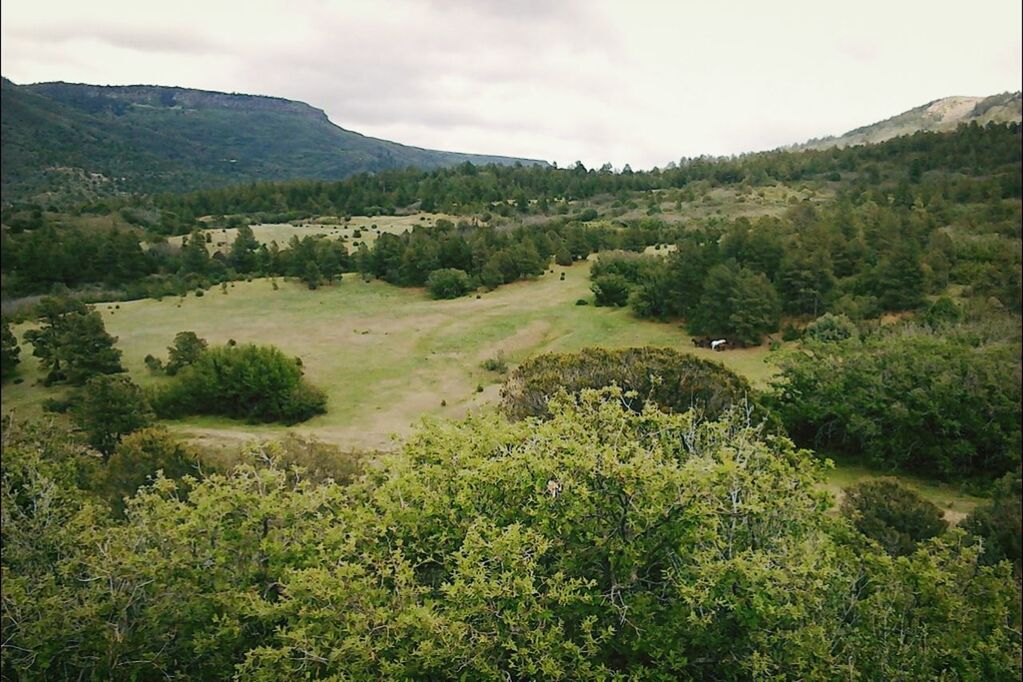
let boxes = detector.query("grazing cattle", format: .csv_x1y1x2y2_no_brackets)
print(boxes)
692,337,712,348
711,339,728,351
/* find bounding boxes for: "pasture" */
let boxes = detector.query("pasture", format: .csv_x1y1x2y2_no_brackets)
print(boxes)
164,212,462,253
4,258,777,452
3,257,989,520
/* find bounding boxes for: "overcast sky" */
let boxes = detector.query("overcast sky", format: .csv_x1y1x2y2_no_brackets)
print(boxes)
2,0,1021,169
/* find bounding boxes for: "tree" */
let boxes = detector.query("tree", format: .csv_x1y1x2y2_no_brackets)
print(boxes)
426,268,472,299
841,478,948,556
228,224,260,273
166,331,208,375
591,273,631,306
962,469,1022,576
1,318,20,381
24,298,123,385
71,375,154,456
771,327,1022,479
727,269,780,346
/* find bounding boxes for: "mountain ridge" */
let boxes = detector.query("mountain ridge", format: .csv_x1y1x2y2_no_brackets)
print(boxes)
793,91,1022,150
0,78,548,206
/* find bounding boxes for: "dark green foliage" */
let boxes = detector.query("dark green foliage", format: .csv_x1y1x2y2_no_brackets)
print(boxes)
1,318,20,381
690,263,781,345
501,346,761,422
841,478,948,556
102,427,197,513
963,470,1023,575
165,330,208,375
803,312,858,343
152,343,327,424
772,324,1022,479
590,273,631,307
23,297,123,385
923,296,963,328
70,375,155,456
426,268,472,299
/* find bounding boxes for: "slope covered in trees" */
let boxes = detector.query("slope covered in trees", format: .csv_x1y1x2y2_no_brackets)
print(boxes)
0,78,547,206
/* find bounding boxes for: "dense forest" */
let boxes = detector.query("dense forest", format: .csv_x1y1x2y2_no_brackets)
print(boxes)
2,121,1022,679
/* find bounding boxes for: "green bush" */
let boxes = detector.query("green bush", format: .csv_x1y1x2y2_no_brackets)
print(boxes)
426,268,472,299
153,343,326,424
803,313,858,344
591,273,631,307
501,346,765,423
841,478,948,556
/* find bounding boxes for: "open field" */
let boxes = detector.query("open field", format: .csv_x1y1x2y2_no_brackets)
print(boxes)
165,212,462,253
3,258,990,519
3,258,779,453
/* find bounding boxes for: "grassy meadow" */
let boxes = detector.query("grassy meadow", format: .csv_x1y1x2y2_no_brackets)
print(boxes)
167,213,463,253
4,258,778,452
1,255,987,520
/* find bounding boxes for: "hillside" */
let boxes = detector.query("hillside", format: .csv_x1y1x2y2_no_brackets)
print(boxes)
796,91,1021,150
0,78,547,206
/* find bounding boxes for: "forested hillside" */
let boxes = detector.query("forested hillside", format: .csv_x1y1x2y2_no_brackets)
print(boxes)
0,78,547,206
2,119,1021,680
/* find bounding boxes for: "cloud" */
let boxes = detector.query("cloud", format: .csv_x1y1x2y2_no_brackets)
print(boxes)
1,0,1020,169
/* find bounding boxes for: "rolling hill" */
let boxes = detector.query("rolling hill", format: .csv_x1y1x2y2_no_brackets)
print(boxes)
0,78,547,206
796,91,1021,150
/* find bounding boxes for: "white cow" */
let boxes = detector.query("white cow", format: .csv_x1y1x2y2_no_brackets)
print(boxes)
711,339,727,351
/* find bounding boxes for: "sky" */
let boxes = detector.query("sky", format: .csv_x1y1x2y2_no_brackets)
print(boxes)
2,0,1021,169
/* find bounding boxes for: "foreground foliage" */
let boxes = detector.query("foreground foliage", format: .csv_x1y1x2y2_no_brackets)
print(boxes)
2,393,1019,680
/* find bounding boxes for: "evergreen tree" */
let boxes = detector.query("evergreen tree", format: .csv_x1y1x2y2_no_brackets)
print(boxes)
1,318,20,381
23,298,123,385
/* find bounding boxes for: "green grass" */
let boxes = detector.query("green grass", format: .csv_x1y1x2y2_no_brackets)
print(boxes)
3,258,986,516
3,258,780,451
166,213,462,253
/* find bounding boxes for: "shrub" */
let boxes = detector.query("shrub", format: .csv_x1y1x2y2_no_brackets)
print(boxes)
591,273,631,307
144,354,164,372
152,344,326,424
501,346,765,423
923,296,963,328
575,298,589,306
481,351,508,373
426,268,472,299
841,478,948,556
803,313,858,344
